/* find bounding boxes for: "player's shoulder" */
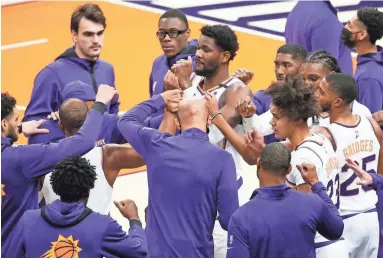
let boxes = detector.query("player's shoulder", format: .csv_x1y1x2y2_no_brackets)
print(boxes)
352,100,372,118
152,54,167,66
97,59,114,70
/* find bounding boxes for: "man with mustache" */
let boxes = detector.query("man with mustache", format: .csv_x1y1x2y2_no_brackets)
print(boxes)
23,3,120,144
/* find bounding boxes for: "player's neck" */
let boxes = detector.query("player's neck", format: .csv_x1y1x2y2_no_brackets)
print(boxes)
203,67,229,91
259,175,286,188
180,121,207,133
356,43,377,56
289,125,311,149
329,108,355,125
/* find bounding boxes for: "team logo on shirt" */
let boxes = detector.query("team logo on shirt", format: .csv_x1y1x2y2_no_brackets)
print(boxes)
41,235,82,258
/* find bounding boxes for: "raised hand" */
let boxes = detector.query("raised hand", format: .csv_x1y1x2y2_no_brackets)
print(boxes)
296,162,319,186
236,96,256,118
205,91,219,116
161,89,183,113
164,71,181,91
114,199,140,221
95,84,117,105
21,119,49,136
171,56,193,90
345,158,373,186
232,68,254,85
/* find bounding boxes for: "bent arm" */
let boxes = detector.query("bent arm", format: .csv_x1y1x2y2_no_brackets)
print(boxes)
21,103,106,179
313,182,344,240
100,220,147,258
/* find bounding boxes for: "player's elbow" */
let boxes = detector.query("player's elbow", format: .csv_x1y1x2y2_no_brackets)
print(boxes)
321,219,344,241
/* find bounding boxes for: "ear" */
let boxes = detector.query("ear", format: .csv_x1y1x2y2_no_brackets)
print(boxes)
58,121,64,132
71,30,78,44
1,119,7,132
185,28,191,39
174,117,181,131
333,97,343,108
287,164,292,175
221,51,231,64
358,30,369,41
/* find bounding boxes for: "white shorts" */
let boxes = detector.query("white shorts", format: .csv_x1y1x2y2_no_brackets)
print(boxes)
342,210,379,258
315,239,348,258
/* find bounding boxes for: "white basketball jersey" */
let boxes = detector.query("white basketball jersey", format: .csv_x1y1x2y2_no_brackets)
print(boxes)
308,100,372,128
184,74,245,178
329,116,379,215
41,147,113,215
287,133,340,244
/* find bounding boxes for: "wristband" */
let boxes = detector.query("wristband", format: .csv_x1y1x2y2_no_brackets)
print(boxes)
210,111,222,121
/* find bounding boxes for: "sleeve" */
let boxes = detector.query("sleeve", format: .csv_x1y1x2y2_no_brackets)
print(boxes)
353,101,372,118
217,153,240,230
144,114,164,129
371,173,383,191
100,219,147,258
357,78,383,113
109,67,120,115
27,120,65,144
226,215,250,258
23,67,61,122
4,213,26,257
310,18,340,61
103,114,127,144
117,95,166,159
244,111,274,136
149,70,154,97
287,148,323,186
19,106,105,180
208,124,225,145
312,182,344,240
252,91,267,115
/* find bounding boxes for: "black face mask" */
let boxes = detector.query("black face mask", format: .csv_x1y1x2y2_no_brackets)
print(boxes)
341,28,357,49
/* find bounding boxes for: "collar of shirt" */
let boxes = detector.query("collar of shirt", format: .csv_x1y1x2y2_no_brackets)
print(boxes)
181,128,209,141
250,184,291,200
1,136,13,146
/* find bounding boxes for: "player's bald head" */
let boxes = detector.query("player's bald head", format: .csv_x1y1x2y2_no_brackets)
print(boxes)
59,98,88,136
177,98,208,122
219,82,252,108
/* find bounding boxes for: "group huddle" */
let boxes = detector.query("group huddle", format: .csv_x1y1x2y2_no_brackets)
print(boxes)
2,2,383,258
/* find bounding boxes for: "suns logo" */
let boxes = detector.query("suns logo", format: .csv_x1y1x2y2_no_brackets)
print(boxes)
41,235,82,258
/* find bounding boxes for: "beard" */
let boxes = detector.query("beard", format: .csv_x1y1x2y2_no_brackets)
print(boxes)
320,102,332,113
196,62,219,78
7,128,18,142
341,28,356,49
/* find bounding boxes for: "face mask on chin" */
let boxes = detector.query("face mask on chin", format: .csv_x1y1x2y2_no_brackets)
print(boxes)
341,28,357,49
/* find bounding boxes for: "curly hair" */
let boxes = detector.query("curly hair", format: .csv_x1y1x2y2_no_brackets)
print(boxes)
266,77,320,122
357,7,383,44
200,24,239,61
305,50,342,73
1,92,16,120
50,156,97,203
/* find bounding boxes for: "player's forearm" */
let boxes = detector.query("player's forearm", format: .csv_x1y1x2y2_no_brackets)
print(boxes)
312,182,344,240
159,110,177,135
371,174,383,191
213,115,257,165
118,95,165,144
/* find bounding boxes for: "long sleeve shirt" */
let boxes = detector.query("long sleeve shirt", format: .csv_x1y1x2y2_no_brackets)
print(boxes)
226,183,344,258
117,96,239,258
1,103,105,255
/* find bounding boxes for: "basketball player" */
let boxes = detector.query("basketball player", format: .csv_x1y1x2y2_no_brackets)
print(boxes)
40,98,145,215
317,73,382,257
1,85,116,255
226,144,343,258
301,50,371,128
346,158,383,191
216,78,347,257
6,156,147,258
117,90,239,258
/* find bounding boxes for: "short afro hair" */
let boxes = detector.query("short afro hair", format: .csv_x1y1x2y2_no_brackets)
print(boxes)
200,24,239,61
59,99,89,136
1,92,16,120
50,156,97,203
159,9,189,28
260,143,291,177
325,73,358,105
277,44,307,61
305,50,342,73
266,77,320,122
357,7,383,44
